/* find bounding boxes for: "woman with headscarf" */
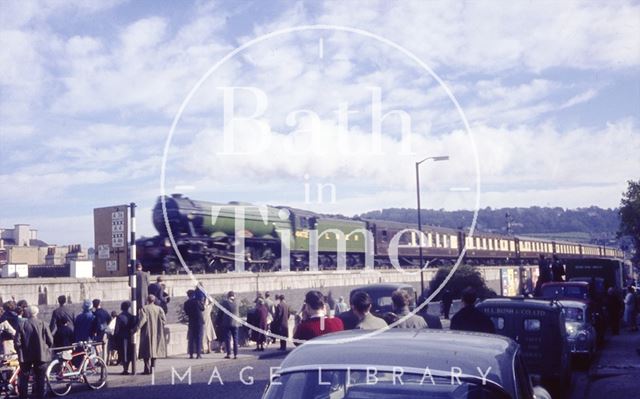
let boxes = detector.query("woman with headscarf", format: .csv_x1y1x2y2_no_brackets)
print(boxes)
114,301,136,375
249,298,269,351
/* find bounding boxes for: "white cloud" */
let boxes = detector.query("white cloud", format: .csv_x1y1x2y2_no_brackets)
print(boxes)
168,118,638,213
560,89,598,109
1,0,638,246
0,0,124,29
317,0,640,72
49,13,232,115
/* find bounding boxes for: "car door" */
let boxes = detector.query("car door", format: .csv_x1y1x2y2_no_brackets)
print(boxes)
517,311,545,377
513,351,535,399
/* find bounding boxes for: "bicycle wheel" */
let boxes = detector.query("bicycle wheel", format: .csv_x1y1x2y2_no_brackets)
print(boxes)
46,360,72,397
83,356,107,390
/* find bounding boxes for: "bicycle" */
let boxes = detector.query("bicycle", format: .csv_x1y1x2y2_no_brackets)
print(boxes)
46,341,107,397
0,354,19,398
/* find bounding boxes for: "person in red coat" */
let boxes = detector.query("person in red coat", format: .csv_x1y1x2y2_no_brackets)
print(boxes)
293,291,343,345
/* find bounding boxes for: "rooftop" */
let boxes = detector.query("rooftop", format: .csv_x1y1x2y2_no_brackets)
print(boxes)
282,329,517,392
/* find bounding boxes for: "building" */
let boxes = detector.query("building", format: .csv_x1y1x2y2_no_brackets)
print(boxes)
0,224,42,247
0,224,86,266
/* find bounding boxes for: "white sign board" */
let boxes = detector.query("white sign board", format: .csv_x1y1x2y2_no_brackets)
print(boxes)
111,211,126,247
106,260,118,272
98,244,110,259
112,233,125,248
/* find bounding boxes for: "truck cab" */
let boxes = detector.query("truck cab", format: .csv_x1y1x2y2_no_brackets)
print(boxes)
477,298,571,398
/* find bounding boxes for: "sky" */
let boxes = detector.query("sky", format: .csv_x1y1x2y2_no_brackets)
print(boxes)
1,0,639,248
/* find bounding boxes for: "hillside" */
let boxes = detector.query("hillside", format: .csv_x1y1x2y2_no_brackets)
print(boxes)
359,206,620,244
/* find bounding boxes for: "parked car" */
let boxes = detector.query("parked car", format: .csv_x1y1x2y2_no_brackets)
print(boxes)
349,283,416,316
541,281,606,345
568,277,605,299
540,281,590,301
477,298,571,399
559,299,597,364
262,329,550,399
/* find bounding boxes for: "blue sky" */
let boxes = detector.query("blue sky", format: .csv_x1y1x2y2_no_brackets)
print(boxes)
1,0,639,248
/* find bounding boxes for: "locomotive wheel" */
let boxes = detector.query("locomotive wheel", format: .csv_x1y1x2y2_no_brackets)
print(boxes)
271,258,281,271
162,257,178,274
190,261,205,273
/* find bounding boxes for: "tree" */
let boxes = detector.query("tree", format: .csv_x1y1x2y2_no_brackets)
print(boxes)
618,179,640,264
428,264,496,300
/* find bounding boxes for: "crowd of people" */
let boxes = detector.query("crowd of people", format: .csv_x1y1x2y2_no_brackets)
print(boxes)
198,285,498,352
0,264,174,398
1,259,638,398
290,286,494,343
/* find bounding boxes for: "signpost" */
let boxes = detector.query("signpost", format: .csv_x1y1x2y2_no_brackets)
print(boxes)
93,205,130,277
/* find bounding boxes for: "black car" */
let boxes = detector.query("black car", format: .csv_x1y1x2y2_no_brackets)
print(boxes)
262,329,550,399
477,298,571,398
349,283,415,315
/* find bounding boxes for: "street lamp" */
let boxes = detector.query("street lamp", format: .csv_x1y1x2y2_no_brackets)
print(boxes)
416,155,450,295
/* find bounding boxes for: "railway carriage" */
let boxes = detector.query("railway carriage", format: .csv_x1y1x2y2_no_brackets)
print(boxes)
364,219,459,267
553,240,582,259
581,243,602,257
137,194,624,274
463,231,517,264
516,237,554,264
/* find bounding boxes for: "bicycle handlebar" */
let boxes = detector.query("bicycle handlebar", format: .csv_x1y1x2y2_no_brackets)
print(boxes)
50,340,105,353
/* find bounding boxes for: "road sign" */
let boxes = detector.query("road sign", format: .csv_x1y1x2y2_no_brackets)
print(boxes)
94,205,129,277
106,260,117,271
98,244,110,259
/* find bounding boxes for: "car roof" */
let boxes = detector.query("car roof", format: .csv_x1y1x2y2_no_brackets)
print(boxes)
478,297,560,310
280,329,517,393
351,283,414,292
558,299,589,309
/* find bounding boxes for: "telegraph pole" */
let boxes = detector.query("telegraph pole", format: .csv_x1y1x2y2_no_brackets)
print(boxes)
129,202,137,375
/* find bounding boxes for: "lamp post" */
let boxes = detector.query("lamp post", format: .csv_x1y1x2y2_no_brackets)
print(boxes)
416,155,449,295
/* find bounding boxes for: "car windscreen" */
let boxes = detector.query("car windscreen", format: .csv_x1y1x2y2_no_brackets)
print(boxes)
263,370,509,399
542,285,587,299
561,307,584,322
376,296,393,308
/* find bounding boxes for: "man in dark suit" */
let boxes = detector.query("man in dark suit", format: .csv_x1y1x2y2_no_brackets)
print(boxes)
15,305,53,399
184,290,205,359
416,296,443,329
450,287,495,334
441,288,453,320
135,263,150,311
337,295,361,330
217,291,239,359
49,295,74,337
92,299,112,343
271,295,290,350
148,276,169,313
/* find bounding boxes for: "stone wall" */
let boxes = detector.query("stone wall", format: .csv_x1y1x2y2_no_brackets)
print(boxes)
0,267,515,356
0,266,519,307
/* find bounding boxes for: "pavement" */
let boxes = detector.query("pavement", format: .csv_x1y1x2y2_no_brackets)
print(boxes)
101,311,453,388
584,328,640,398
105,346,268,388
52,314,640,399
59,344,289,399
